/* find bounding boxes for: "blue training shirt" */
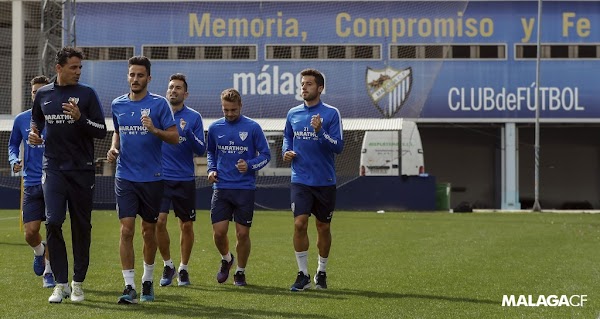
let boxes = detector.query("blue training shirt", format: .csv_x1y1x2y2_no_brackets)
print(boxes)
206,115,270,190
8,110,45,186
162,105,206,181
282,100,344,186
31,82,107,171
112,92,176,182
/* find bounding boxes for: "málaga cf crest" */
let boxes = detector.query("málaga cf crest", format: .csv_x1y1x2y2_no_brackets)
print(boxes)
366,67,412,118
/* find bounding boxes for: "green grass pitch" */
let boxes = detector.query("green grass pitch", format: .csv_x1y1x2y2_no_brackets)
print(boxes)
1,210,599,318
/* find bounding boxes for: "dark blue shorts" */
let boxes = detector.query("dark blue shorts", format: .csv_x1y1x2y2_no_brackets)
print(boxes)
115,178,163,223
22,184,45,223
290,183,336,223
210,189,254,227
160,180,196,222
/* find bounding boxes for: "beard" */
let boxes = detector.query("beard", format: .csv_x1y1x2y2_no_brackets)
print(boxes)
130,82,147,94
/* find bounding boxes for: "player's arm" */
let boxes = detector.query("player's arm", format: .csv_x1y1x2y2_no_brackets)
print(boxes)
206,127,218,182
150,124,179,144
107,112,120,163
246,124,271,172
185,116,206,156
282,116,296,162
30,94,45,143
74,89,107,139
8,117,23,171
317,111,344,154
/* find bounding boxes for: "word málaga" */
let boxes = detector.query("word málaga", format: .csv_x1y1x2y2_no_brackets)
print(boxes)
502,295,587,307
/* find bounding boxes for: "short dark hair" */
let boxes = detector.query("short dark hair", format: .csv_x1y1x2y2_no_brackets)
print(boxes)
220,88,242,104
169,73,188,92
300,68,325,87
30,75,50,86
128,55,151,76
56,47,84,66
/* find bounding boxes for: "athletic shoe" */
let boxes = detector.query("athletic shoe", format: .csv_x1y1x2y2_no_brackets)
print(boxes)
178,269,190,286
43,273,56,288
70,281,84,302
290,272,311,292
33,243,45,276
314,271,327,289
216,254,235,283
140,281,154,302
159,266,176,287
233,271,247,286
48,284,71,303
117,285,138,304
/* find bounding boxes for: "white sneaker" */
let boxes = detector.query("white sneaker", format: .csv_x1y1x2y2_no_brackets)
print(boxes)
48,284,71,303
71,281,84,302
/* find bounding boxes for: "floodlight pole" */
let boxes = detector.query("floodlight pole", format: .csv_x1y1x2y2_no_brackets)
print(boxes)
532,0,543,212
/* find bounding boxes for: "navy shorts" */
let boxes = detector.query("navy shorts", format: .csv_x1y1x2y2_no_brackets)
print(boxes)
115,178,163,223
290,183,337,223
210,189,254,227
22,184,45,223
160,180,196,222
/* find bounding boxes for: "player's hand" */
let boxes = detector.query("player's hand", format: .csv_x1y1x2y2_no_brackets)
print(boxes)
28,126,43,145
311,113,322,133
283,150,296,162
12,160,22,173
208,171,218,183
141,115,158,134
236,159,248,173
106,148,119,163
179,118,187,131
63,98,81,121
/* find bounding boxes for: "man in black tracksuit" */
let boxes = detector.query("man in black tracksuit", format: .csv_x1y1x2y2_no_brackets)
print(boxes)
29,46,107,303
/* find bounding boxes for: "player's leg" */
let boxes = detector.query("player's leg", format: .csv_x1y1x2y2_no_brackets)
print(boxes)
65,171,94,302
115,178,139,304
23,184,48,277
312,185,336,290
157,182,174,286
43,169,71,303
173,180,195,286
232,189,254,286
138,180,162,302
211,189,235,283
290,183,313,291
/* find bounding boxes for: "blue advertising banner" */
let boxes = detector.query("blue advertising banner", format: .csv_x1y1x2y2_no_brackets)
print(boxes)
76,1,599,121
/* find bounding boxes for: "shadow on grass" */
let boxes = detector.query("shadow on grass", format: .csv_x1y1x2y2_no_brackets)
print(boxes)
81,288,331,319
200,284,497,305
312,288,497,305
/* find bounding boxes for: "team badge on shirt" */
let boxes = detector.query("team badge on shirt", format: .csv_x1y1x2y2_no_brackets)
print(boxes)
239,132,248,141
140,108,151,117
68,97,79,104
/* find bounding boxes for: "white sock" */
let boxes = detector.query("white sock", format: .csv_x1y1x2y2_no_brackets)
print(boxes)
43,258,52,275
122,269,135,289
164,259,174,269
295,251,309,276
33,243,44,256
178,263,188,272
142,263,154,283
317,255,328,273
221,252,232,263
235,267,245,274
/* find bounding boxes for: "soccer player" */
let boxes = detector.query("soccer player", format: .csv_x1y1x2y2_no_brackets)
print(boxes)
9,75,55,288
282,68,344,291
157,73,206,287
206,88,270,286
107,56,178,304
29,47,108,303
